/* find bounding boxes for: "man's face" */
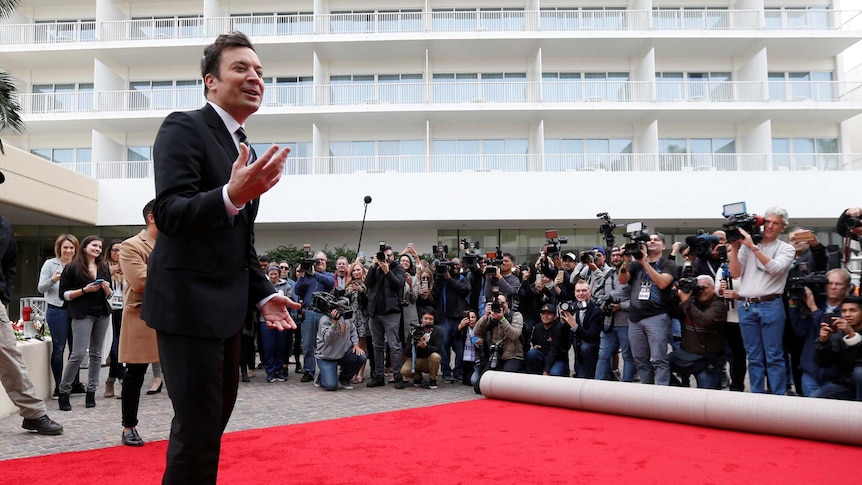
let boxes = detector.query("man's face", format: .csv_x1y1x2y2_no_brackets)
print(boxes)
497,295,508,312
789,230,810,253
452,258,462,272
540,311,555,324
594,252,605,266
259,261,269,271
646,234,665,254
826,274,850,301
421,313,435,327
314,252,327,271
763,215,787,241
336,259,348,274
205,46,264,123
574,283,590,302
562,258,575,271
841,303,862,328
384,250,393,262
610,250,622,267
501,256,513,272
697,281,715,302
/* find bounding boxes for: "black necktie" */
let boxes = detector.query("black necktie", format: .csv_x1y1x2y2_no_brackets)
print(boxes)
235,127,257,165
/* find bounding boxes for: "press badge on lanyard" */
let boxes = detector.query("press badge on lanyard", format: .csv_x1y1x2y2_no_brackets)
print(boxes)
638,259,661,301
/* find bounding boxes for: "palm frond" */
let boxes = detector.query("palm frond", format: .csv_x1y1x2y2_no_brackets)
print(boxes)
0,69,24,155
0,1,21,20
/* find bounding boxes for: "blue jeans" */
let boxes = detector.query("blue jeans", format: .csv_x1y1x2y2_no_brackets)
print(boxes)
738,299,786,394
259,322,287,376
628,313,671,385
316,351,367,391
801,372,821,397
46,305,74,387
595,325,636,382
438,318,463,378
524,348,568,376
575,341,599,379
811,367,862,401
301,310,322,374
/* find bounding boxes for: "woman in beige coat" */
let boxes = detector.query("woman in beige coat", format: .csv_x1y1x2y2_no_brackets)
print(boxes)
117,200,158,447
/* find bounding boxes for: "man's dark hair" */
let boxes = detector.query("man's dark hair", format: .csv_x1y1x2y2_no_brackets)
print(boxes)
420,308,436,321
502,252,515,261
259,256,271,264
142,198,156,223
201,31,255,97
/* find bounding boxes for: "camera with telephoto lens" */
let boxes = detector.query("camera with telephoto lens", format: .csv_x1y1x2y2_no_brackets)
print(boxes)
308,291,353,321
435,260,455,276
579,250,595,265
722,201,764,244
595,294,619,316
623,222,650,260
558,301,575,315
597,212,618,248
787,262,828,301
460,238,482,270
488,343,503,369
845,218,862,229
300,243,317,273
376,241,390,263
685,230,720,259
545,230,568,259
676,277,704,295
486,287,502,314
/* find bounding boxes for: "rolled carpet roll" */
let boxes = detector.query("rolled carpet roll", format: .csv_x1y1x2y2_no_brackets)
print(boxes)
479,371,862,446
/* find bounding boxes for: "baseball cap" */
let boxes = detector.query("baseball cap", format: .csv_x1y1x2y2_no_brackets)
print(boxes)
562,252,577,261
591,246,605,256
539,303,556,314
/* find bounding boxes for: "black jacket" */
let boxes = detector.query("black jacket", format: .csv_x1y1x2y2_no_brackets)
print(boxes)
571,301,603,344
0,216,15,306
432,272,470,320
366,261,407,317
59,262,111,319
404,325,444,359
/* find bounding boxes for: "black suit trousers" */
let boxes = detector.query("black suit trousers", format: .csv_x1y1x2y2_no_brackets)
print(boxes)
157,330,241,485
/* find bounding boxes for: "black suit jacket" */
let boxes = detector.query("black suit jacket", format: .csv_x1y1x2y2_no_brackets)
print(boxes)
571,301,603,344
142,104,275,338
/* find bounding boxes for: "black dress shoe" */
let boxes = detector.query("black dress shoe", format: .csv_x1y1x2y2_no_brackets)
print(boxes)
241,374,250,383
366,377,385,388
58,393,71,411
85,391,96,408
122,428,144,447
300,372,314,383
22,415,63,435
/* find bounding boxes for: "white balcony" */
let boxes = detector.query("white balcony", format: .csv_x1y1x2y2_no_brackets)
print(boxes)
61,153,862,180
20,81,862,117
2,9,861,47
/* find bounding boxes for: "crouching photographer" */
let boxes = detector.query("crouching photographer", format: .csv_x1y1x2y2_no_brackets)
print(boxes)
524,303,570,376
401,309,444,388
473,294,524,393
313,293,366,391
811,294,862,401
669,276,728,389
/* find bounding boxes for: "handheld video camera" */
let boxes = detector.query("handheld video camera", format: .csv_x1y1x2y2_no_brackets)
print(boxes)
300,243,317,273
722,202,764,244
410,323,428,344
545,230,568,259
308,291,353,321
787,261,828,301
597,212,617,248
460,238,482,270
685,230,720,259
484,248,503,276
623,222,650,260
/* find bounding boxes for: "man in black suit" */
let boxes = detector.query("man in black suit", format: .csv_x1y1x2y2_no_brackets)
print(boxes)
561,280,603,379
141,32,296,484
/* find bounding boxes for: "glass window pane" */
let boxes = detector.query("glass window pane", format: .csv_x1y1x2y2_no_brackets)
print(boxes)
53,149,73,163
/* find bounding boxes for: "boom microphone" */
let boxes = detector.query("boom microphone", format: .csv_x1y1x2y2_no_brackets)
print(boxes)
357,195,373,257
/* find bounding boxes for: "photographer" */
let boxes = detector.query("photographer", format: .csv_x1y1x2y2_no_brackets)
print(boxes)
482,252,521,303
727,207,795,395
691,230,728,280
540,252,577,302
432,257,471,383
524,303,570,376
811,294,862,401
365,244,407,389
669,275,727,389
294,252,335,383
788,269,848,396
595,246,635,382
618,233,677,385
314,298,366,391
400,309,444,388
560,280,603,379
517,263,541,354
474,293,524,375
571,246,610,300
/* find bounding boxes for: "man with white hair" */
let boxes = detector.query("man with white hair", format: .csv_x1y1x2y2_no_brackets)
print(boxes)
670,275,728,389
728,207,795,395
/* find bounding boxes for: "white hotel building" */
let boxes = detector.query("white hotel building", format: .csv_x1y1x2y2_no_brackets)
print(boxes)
1,0,862,308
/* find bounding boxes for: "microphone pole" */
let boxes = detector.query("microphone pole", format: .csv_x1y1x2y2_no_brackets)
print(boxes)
357,195,372,257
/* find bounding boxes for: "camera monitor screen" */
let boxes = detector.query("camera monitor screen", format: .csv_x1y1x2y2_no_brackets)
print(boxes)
545,230,558,239
625,222,644,233
722,201,747,217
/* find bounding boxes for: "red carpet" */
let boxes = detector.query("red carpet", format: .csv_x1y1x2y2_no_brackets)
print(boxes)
1,398,858,484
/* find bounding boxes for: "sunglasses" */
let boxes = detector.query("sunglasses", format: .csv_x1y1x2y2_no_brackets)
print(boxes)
279,266,289,270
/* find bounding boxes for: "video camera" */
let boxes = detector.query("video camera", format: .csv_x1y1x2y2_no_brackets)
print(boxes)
787,261,828,301
685,230,720,259
300,243,318,273
597,212,617,248
308,291,353,320
460,238,482,271
623,222,650,260
432,242,455,276
545,230,568,259
484,248,503,276
722,201,763,244
410,323,429,344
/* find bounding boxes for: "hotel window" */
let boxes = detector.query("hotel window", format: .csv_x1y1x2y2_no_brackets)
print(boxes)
328,140,424,174
544,138,632,171
34,19,96,42
31,83,93,113
542,72,630,102
772,138,838,171
263,77,313,107
539,7,626,31
655,72,732,101
659,138,735,171
764,6,830,30
432,139,528,172
768,72,834,101
432,72,526,103
652,7,729,30
431,7,525,32
31,148,92,176
129,80,199,110
130,15,203,40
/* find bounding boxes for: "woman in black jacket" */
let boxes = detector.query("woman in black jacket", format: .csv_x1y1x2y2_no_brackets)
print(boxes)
57,235,113,411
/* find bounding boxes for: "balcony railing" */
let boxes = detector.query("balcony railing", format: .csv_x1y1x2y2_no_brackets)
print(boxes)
3,9,861,45
57,153,862,179
21,81,862,115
